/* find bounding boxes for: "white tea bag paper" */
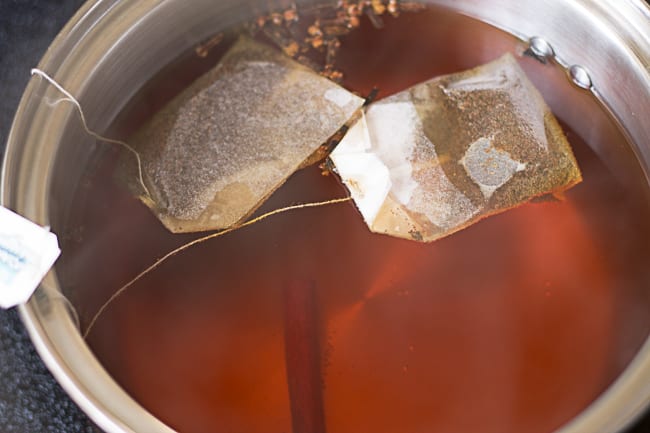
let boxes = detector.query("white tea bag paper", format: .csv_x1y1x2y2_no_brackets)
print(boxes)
0,206,60,308
330,53,582,242
127,37,364,233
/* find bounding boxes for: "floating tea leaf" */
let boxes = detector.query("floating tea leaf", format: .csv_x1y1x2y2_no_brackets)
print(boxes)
330,53,582,242
126,37,363,233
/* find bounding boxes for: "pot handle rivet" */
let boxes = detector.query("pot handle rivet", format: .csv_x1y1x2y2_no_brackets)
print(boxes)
568,64,593,89
526,36,555,63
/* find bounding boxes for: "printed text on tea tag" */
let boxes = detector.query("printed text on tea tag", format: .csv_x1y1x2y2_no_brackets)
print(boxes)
0,206,61,308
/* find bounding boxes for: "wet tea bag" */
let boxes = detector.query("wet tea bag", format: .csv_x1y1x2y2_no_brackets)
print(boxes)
126,37,364,233
330,53,582,242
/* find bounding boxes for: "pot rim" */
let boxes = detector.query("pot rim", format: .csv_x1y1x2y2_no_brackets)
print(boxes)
3,1,650,432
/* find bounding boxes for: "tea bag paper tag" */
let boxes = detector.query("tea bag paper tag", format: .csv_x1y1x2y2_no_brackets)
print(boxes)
0,206,61,308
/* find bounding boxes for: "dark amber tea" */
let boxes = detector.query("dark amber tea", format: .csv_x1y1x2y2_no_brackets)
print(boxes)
57,5,650,433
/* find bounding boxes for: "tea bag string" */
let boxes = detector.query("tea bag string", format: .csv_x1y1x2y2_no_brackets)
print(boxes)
30,69,152,199
49,289,81,331
82,196,352,339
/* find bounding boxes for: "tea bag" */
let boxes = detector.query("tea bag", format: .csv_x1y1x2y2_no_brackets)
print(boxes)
330,53,582,242
126,37,364,233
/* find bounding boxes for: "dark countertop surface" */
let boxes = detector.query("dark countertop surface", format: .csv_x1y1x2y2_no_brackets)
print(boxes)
1,3,98,432
1,1,650,432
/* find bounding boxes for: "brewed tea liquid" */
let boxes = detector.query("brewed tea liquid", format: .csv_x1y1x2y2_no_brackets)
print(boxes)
58,5,650,433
